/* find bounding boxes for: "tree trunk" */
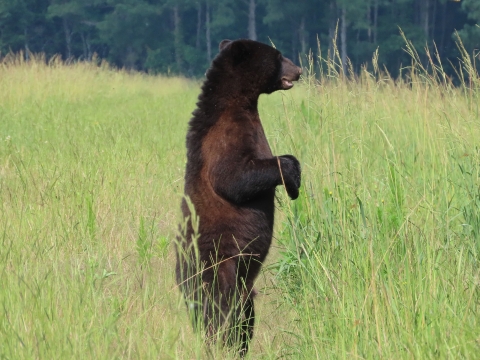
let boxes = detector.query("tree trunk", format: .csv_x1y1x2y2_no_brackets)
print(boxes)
63,17,72,59
173,5,183,72
196,2,202,49
248,0,257,40
206,1,212,62
414,0,420,25
374,0,378,44
81,32,92,61
299,16,306,55
86,33,92,61
341,6,347,75
432,0,437,42
24,28,30,61
440,0,447,58
81,32,87,60
423,0,429,40
328,1,336,63
367,5,371,42
291,22,298,62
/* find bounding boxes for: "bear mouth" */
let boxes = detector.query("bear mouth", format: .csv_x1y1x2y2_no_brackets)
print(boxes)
281,77,295,89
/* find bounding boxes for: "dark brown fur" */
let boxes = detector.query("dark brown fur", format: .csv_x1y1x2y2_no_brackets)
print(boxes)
175,39,302,356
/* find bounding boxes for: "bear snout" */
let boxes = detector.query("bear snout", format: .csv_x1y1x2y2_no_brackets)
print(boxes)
281,57,302,90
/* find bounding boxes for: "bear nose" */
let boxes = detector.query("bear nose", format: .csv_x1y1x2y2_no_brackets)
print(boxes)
294,66,302,80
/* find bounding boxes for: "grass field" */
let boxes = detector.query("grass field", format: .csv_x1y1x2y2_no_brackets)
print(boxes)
0,49,479,359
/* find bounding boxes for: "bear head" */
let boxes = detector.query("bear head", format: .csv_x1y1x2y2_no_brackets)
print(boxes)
208,39,302,97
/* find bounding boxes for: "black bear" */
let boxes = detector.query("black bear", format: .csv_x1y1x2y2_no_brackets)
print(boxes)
175,39,302,356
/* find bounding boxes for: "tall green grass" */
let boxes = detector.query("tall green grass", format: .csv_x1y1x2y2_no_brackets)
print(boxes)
0,45,479,358
273,38,480,358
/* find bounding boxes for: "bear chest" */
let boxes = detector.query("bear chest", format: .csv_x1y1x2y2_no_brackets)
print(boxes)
252,121,273,158
204,115,273,159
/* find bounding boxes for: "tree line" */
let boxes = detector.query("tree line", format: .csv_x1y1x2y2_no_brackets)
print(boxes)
0,0,479,77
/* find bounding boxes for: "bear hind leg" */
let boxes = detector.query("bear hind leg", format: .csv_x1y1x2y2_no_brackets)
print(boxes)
202,259,255,356
236,292,255,357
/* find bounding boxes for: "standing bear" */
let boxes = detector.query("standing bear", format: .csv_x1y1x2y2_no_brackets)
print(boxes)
175,39,302,356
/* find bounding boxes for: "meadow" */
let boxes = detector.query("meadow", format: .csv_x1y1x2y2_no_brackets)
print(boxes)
0,47,479,359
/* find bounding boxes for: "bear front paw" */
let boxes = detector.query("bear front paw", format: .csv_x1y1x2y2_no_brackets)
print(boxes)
278,155,301,200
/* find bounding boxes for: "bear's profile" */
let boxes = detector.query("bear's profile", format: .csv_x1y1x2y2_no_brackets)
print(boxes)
175,39,302,356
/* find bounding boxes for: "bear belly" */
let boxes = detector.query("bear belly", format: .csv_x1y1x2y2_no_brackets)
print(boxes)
191,184,275,261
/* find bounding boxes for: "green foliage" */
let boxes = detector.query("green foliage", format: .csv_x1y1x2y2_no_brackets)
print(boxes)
0,0,478,78
144,46,177,74
462,0,480,21
457,24,480,54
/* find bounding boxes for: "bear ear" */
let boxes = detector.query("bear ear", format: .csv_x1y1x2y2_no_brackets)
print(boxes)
219,39,232,51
